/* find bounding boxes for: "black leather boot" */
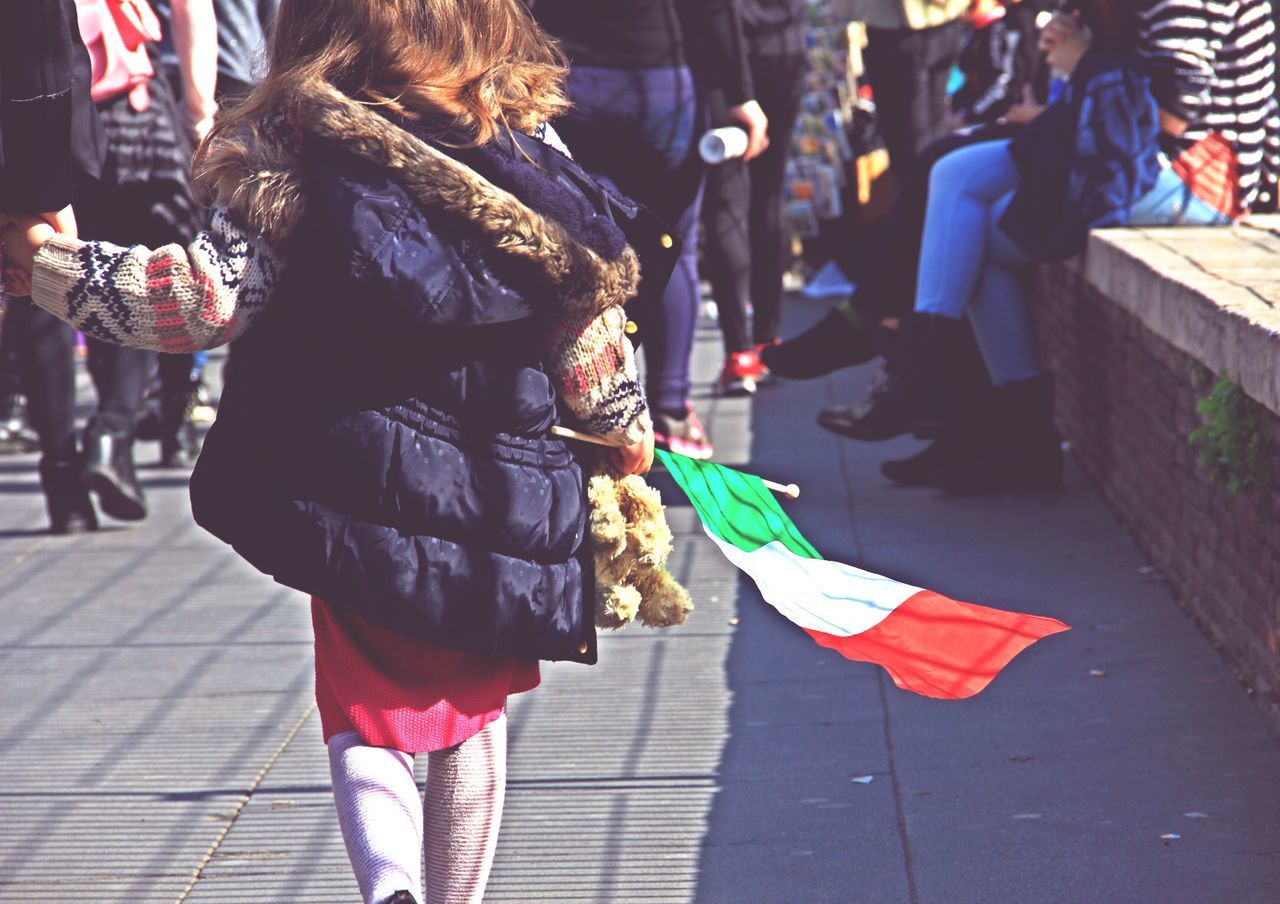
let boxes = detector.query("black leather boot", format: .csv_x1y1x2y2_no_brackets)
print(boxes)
81,417,147,521
759,309,883,380
881,440,947,486
816,314,968,441
935,374,1064,496
157,391,200,467
40,443,98,535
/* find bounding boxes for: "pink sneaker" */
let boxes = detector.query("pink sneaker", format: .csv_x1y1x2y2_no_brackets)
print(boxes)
652,404,714,460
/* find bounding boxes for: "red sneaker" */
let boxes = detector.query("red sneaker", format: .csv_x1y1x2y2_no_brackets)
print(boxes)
716,349,767,396
653,404,714,460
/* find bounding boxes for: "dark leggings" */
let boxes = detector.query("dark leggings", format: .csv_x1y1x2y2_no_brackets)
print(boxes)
702,52,807,352
553,65,704,413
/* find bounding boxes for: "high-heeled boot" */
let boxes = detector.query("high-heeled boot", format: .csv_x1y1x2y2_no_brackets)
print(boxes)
158,390,200,467
39,442,98,535
816,313,968,441
81,416,147,521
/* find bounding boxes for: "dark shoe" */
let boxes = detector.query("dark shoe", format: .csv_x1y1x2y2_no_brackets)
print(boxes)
881,440,947,486
157,391,201,467
81,420,147,521
385,892,418,904
935,375,1064,496
653,404,714,460
716,349,767,396
0,394,41,454
40,447,99,535
760,309,880,379
816,314,966,441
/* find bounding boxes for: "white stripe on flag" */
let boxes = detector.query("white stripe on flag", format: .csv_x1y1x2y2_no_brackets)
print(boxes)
705,528,922,637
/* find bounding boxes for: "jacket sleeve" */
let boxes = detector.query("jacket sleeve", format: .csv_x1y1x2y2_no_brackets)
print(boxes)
315,159,539,329
29,207,283,351
548,304,650,446
1132,0,1221,124
0,0,76,210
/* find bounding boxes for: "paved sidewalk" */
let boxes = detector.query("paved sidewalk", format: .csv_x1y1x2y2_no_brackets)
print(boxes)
1,301,1278,903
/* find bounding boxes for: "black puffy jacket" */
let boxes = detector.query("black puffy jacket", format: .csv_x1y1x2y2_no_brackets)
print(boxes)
189,86,673,664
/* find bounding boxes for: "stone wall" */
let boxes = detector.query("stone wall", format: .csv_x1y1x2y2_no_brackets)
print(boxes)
1034,219,1280,735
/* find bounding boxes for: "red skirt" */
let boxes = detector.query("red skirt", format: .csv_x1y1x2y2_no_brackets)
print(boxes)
312,597,540,753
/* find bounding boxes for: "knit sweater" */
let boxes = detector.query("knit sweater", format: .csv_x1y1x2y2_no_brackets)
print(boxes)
30,169,648,447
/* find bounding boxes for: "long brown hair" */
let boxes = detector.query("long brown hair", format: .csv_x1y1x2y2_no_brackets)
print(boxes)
194,0,567,198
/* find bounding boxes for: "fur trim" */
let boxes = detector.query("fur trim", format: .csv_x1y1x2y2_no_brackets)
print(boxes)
198,82,639,313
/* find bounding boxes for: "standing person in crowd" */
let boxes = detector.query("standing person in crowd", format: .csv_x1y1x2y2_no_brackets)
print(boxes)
817,0,1278,495
531,0,769,459
140,0,280,465
0,0,107,533
833,0,970,177
702,0,809,396
129,0,221,467
1,2,662,901
0,3,99,452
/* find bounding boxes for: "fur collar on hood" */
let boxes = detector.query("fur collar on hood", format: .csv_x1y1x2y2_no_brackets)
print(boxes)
196,80,640,313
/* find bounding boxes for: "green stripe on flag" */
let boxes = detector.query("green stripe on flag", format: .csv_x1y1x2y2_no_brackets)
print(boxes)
655,450,820,559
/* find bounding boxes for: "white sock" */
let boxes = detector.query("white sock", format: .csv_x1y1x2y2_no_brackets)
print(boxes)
328,731,424,904
424,714,507,904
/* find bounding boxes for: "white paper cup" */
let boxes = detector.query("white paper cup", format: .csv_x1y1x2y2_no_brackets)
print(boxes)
699,127,749,164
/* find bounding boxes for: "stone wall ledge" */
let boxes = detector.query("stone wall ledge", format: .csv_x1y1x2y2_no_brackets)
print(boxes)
1079,215,1280,414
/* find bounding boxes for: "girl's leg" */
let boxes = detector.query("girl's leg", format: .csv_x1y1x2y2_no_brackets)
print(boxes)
913,140,1023,320
424,714,507,904
328,731,424,904
964,192,1041,385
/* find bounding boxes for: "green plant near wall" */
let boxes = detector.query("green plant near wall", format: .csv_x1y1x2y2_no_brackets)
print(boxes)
1188,375,1272,495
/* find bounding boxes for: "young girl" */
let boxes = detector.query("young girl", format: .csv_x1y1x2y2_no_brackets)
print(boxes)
1,2,660,901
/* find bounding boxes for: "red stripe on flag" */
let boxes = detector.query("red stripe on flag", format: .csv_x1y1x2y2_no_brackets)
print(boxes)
804,590,1068,699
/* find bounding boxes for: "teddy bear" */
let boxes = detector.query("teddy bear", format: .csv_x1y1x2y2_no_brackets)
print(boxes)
586,466,694,630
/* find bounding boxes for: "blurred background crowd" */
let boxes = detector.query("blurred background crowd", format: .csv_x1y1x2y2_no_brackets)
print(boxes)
1,0,1276,534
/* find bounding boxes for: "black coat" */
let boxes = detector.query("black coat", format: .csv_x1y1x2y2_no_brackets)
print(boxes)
189,99,671,666
0,0,105,211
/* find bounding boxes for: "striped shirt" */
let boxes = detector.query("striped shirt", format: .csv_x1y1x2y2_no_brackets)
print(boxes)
1135,0,1280,210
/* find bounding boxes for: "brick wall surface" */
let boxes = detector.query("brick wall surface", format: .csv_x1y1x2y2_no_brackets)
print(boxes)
1035,260,1280,734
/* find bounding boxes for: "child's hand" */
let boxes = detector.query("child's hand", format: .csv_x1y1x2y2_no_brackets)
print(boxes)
611,424,655,476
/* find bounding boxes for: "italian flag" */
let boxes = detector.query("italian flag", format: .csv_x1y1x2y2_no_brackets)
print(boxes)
656,451,1069,699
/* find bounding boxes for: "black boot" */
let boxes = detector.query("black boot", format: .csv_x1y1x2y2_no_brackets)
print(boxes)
157,391,200,467
816,314,967,441
40,443,98,535
881,440,947,486
759,309,883,379
935,374,1064,496
81,417,147,521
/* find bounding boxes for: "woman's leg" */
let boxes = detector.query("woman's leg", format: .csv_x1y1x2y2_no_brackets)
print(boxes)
423,714,507,904
329,731,425,904
964,191,1040,385
746,51,809,348
913,139,1023,320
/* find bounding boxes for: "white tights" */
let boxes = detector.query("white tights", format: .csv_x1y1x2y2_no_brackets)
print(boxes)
327,715,507,904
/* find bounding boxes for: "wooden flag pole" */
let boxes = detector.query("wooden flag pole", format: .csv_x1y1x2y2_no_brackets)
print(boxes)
549,425,800,499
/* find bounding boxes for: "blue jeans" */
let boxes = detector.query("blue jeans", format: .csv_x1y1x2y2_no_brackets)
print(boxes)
914,140,1229,385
